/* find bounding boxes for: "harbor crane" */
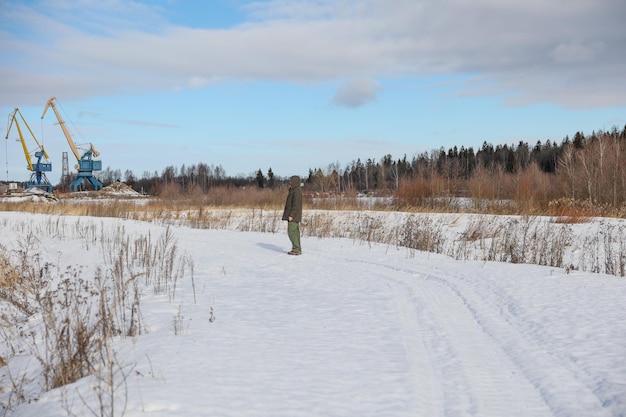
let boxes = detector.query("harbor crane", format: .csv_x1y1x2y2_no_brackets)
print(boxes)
41,97,103,191
5,108,53,192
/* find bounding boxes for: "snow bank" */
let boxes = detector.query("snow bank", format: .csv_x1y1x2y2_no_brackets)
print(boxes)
0,212,625,417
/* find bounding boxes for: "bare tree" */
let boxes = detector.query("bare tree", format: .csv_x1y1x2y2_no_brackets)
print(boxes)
558,143,577,199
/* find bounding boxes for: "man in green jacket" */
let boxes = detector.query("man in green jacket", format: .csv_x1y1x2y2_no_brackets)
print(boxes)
282,175,302,255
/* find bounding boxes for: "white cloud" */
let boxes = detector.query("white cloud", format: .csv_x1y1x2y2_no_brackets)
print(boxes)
188,76,210,88
552,42,606,64
1,0,625,108
332,78,382,108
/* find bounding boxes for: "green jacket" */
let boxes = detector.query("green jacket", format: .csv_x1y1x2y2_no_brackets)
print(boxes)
282,175,303,222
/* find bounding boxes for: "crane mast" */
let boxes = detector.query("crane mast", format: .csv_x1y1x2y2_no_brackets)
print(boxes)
5,108,53,192
42,97,81,161
41,97,103,192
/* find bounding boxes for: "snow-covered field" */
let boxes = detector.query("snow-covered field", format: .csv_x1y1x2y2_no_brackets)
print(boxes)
1,211,625,417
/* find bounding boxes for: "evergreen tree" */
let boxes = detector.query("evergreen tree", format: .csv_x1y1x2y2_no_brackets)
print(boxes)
256,169,265,188
573,132,585,149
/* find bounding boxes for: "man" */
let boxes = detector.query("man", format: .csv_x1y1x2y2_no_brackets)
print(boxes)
282,175,302,255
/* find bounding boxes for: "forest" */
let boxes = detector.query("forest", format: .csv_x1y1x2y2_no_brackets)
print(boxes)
64,124,626,214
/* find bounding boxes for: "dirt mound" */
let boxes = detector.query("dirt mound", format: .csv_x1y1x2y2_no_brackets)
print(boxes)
0,187,58,202
101,182,143,196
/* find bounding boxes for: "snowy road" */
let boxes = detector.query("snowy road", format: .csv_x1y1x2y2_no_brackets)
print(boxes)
2,214,625,417
175,227,625,417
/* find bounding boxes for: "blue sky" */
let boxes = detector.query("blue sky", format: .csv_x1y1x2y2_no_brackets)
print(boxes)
2,0,625,183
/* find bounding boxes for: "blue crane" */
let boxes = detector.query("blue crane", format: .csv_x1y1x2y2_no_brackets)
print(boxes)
5,108,53,193
41,97,103,192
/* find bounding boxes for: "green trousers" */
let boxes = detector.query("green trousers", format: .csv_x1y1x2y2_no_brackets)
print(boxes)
287,221,301,253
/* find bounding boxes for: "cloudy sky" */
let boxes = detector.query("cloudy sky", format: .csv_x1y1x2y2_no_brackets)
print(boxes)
1,0,625,182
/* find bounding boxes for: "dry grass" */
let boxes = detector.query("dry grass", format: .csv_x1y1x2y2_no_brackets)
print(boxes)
2,187,626,277
4,180,626,219
0,218,196,415
0,246,20,288
548,198,602,223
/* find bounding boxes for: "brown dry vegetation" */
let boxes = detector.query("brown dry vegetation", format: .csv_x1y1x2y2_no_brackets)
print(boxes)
6,129,626,218
0,247,20,288
6,130,626,218
0,219,193,413
2,177,626,220
394,162,626,218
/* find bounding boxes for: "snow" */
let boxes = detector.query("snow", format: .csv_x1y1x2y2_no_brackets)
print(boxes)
1,211,625,417
0,187,58,202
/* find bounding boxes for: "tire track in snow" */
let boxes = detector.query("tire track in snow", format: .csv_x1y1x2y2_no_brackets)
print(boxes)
415,271,611,417
448,269,620,415
390,274,560,417
390,278,480,416
417,264,618,417
319,249,614,417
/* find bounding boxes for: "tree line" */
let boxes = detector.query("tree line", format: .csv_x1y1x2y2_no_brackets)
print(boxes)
306,125,626,209
56,124,626,210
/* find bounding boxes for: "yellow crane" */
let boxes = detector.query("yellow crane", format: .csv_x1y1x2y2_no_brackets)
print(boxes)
41,97,103,191
5,108,53,192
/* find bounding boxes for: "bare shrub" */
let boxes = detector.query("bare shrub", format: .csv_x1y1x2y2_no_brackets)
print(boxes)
118,225,193,301
175,186,285,209
303,212,336,239
153,226,178,296
0,364,29,415
0,246,20,288
450,216,495,260
460,217,494,242
0,217,196,415
309,190,364,211
235,209,281,233
0,238,49,317
474,217,573,267
355,213,387,245
399,215,445,254
514,174,535,213
579,222,626,276
469,165,498,202
172,305,188,336
69,348,133,417
37,272,104,390
548,198,594,223
153,182,183,200
608,225,626,277
396,178,432,208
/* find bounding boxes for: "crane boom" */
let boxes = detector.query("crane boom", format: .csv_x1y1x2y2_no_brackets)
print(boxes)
41,96,103,192
41,97,82,161
6,108,50,171
5,108,53,192
6,110,32,171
